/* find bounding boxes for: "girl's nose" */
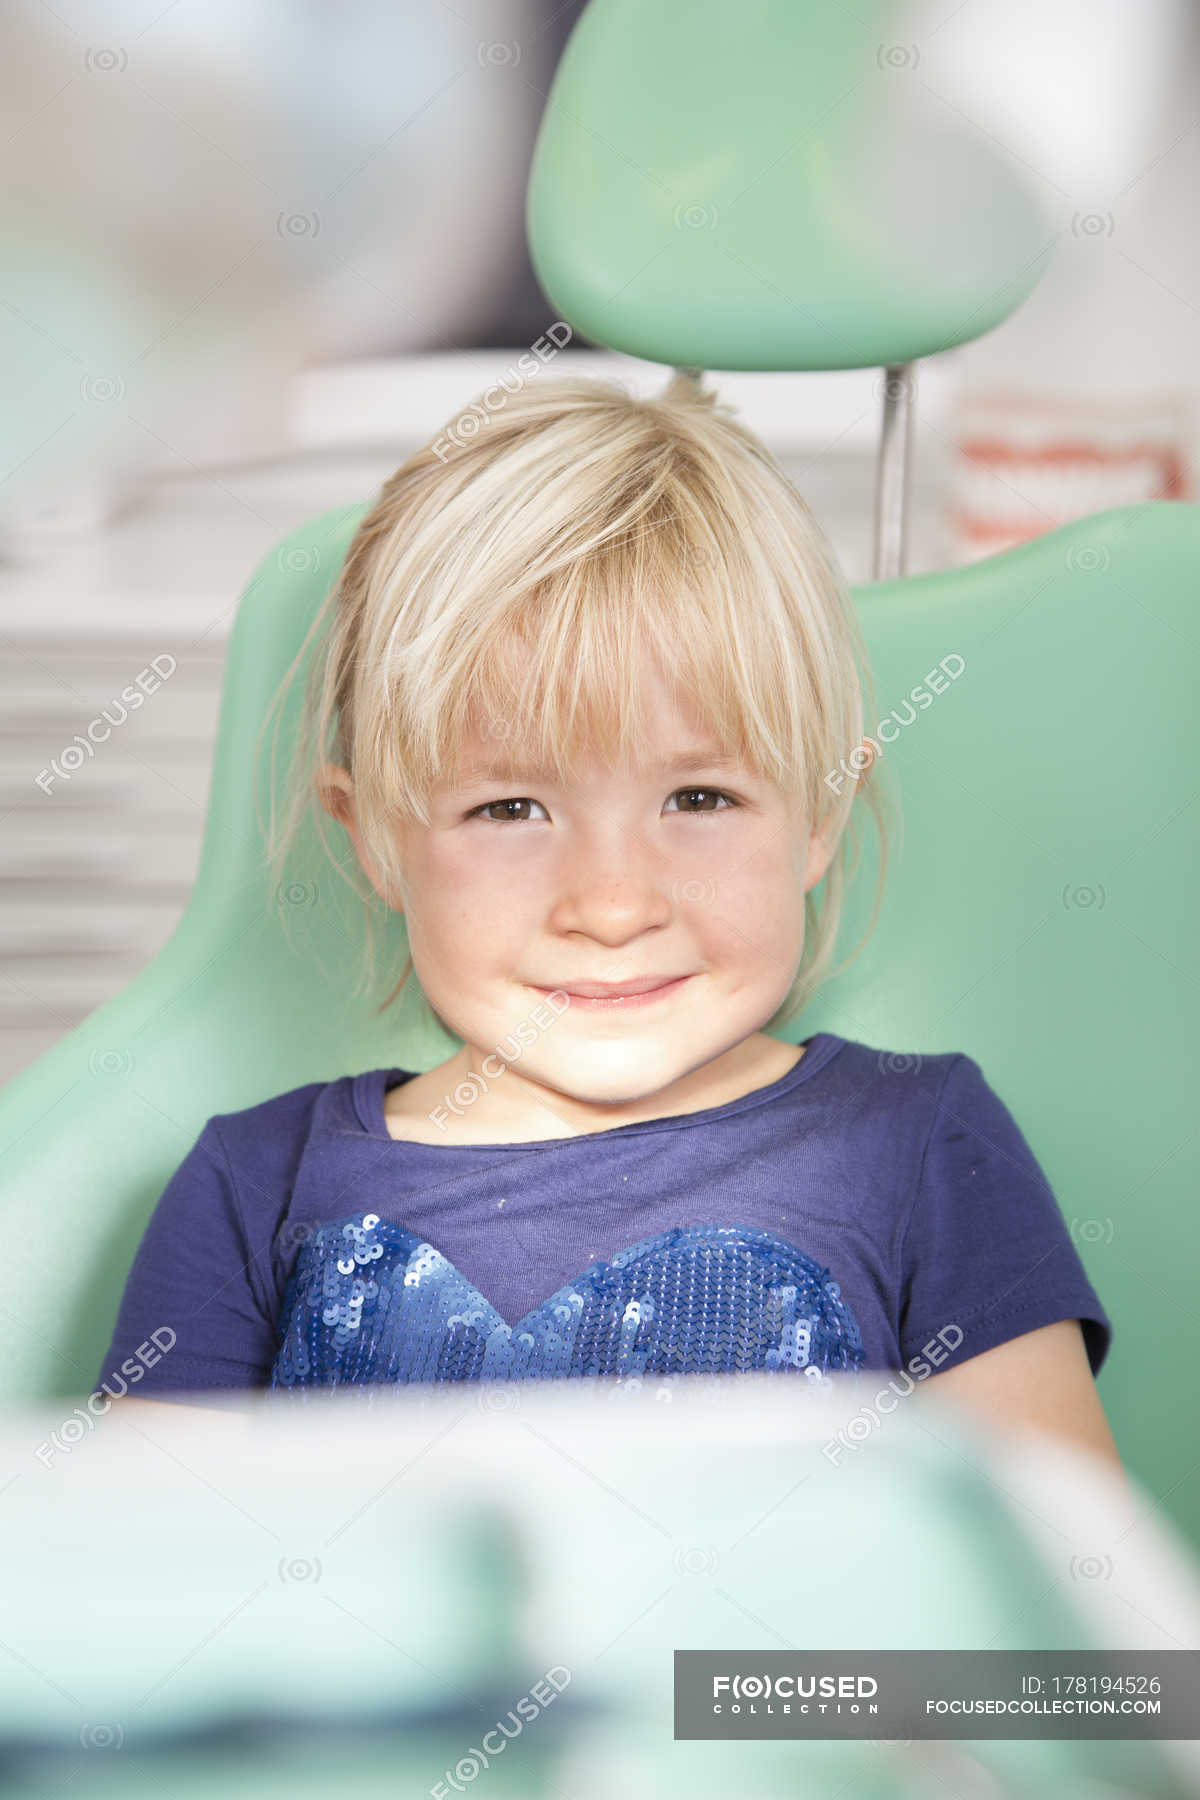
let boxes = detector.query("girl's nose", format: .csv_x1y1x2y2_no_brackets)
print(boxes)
546,836,675,944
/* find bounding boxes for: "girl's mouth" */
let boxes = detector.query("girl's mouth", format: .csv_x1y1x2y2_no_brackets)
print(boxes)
532,975,692,1010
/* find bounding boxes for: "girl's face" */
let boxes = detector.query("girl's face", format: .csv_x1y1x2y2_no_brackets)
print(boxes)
328,658,837,1137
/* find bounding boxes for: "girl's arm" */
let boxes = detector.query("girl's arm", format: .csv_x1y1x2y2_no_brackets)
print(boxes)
104,1394,252,1417
919,1318,1127,1483
96,1117,281,1402
101,1395,257,1439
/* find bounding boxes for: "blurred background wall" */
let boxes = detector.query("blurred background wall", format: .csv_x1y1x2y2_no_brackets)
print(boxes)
0,0,1196,1084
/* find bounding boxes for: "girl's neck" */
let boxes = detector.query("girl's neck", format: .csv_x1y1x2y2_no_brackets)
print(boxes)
382,1033,806,1146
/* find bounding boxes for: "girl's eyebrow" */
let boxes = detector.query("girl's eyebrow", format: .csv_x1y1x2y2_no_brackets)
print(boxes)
460,745,741,781
457,748,746,784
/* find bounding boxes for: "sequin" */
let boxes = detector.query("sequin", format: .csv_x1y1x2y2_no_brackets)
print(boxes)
268,1218,865,1395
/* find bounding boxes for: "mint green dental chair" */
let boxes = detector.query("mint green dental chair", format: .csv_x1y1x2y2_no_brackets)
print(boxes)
0,1,1197,1793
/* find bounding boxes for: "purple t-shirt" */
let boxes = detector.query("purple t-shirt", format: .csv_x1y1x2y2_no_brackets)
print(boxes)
96,1032,1112,1400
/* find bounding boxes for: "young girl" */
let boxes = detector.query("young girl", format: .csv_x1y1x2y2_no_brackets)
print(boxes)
97,371,1120,1471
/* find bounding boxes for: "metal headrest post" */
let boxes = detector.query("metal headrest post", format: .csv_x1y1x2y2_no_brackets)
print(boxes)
673,363,917,584
873,362,916,581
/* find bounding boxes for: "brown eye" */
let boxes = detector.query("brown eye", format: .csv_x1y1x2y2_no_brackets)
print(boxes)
468,797,548,823
669,787,737,814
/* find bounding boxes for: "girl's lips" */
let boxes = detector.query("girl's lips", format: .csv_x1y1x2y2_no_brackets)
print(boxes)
533,975,692,1010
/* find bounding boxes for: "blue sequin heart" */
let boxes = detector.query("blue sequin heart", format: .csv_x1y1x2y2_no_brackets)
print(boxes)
269,1216,865,1392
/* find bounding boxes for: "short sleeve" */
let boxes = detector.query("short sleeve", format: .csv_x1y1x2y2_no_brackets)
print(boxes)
899,1055,1112,1379
94,1119,279,1402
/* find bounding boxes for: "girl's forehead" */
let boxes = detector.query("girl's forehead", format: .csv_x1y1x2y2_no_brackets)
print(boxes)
456,664,715,757
451,705,741,785
438,640,772,794
451,742,748,783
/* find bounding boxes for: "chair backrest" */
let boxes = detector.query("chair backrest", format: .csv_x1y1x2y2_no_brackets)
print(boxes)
1,495,1195,1550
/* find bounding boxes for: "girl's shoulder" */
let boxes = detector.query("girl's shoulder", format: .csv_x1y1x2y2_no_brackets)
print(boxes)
201,1070,362,1172
815,1033,971,1102
206,1073,333,1136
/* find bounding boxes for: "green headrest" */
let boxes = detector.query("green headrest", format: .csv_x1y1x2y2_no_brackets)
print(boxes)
527,0,1052,369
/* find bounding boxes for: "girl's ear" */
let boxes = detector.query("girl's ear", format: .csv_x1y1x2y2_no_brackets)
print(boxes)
316,764,404,914
852,738,878,780
804,825,838,894
804,737,876,893
318,763,354,826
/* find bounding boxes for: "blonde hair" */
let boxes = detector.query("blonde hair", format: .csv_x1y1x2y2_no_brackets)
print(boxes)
260,370,893,1036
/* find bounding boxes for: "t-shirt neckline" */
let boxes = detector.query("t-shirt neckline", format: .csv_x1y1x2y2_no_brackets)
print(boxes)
352,1031,844,1150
